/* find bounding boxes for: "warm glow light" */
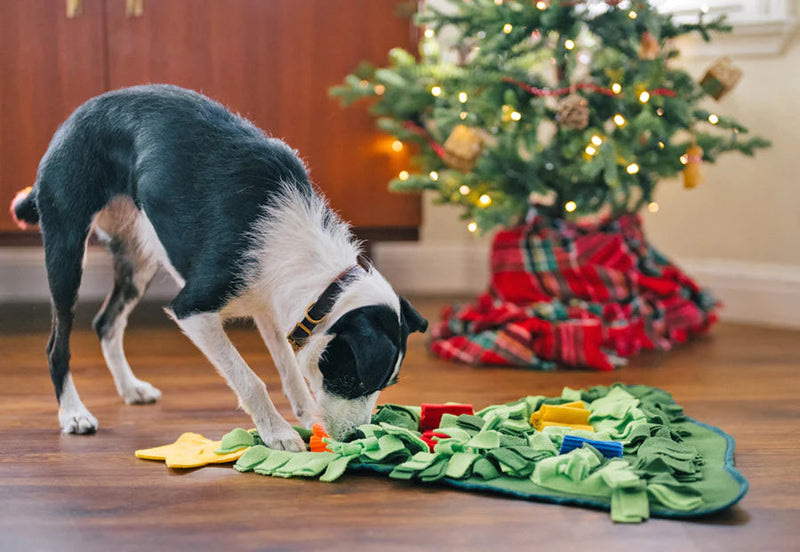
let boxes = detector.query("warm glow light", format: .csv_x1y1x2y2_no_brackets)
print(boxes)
648,201,660,213
399,171,409,181
391,140,403,152
479,194,492,206
536,1,547,10
658,141,665,149
614,114,626,126
374,84,385,95
424,28,435,38
626,163,640,174
431,86,442,97
708,113,719,125
639,91,650,103
564,39,575,50
565,201,577,212
503,23,513,34
429,171,439,181
359,80,368,87
585,145,597,155
459,185,471,195
467,221,478,233
680,155,688,165
510,111,522,121
591,135,603,146
628,10,638,19
611,82,622,94
494,0,504,4
656,108,664,116
458,92,468,103
460,111,469,120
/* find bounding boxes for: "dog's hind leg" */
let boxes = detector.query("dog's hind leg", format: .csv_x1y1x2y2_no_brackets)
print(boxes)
171,310,306,452
93,237,161,405
41,214,97,434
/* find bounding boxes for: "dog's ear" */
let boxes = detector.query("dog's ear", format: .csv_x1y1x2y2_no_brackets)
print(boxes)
400,296,428,334
319,308,399,398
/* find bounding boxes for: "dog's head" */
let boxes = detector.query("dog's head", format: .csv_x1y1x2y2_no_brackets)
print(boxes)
298,296,427,440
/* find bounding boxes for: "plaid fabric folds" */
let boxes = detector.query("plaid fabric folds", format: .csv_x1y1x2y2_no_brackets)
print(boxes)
430,214,717,370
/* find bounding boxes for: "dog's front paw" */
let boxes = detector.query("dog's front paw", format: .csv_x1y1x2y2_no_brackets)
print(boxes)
261,426,306,452
123,379,162,405
59,408,98,434
293,405,322,430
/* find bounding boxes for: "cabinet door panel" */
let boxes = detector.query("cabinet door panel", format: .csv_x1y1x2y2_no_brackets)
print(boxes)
106,0,420,230
0,0,107,232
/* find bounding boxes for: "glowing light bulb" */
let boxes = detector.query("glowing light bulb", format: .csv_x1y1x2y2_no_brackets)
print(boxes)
431,86,442,97
708,114,719,125
479,194,492,206
680,155,688,165
585,145,597,155
467,221,478,232
494,0,503,4
424,28,435,39
510,111,522,121
628,10,638,19
701,5,710,14
658,141,665,149
565,201,577,212
648,201,660,213
460,111,468,120
614,114,626,126
398,171,410,181
429,171,439,181
503,23,513,34
391,140,403,152
656,108,664,116
459,185,471,195
591,135,603,146
564,39,575,50
536,1,547,10
626,163,640,175
374,84,385,95
611,82,622,94
458,92,468,103
639,91,650,103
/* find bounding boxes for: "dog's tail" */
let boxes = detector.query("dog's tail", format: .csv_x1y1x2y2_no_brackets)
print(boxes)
10,186,39,230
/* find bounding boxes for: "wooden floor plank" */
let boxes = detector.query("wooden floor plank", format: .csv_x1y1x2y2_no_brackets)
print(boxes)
1,298,798,551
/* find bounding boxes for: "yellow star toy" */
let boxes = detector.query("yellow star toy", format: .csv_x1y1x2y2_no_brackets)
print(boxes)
135,432,248,469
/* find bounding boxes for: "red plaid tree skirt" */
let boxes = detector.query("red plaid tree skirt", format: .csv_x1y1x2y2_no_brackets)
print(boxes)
430,214,718,371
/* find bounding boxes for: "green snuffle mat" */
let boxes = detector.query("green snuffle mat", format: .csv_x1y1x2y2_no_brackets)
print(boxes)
145,384,748,523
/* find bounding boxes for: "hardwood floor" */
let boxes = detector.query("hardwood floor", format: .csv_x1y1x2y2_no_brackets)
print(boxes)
0,298,798,551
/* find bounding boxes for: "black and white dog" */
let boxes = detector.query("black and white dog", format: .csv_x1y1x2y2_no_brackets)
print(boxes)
10,84,427,451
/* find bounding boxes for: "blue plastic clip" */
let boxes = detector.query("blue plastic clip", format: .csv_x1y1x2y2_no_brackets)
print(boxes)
559,435,623,458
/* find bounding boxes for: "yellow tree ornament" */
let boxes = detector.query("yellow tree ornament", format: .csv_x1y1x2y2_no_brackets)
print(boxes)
443,124,485,172
683,145,704,189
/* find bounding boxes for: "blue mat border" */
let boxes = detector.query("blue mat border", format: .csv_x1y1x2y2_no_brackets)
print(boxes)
349,415,748,519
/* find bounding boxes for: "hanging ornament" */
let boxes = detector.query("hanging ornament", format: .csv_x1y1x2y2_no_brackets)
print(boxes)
442,124,485,172
700,57,743,100
639,31,660,60
682,144,704,189
556,94,589,130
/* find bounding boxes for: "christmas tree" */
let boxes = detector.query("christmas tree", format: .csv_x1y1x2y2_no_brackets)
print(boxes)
331,0,769,233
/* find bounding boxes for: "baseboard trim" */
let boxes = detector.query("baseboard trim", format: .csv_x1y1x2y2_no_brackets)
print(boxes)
0,247,179,302
3,245,799,329
373,243,800,329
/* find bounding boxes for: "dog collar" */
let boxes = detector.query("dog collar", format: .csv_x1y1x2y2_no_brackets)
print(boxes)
287,265,363,351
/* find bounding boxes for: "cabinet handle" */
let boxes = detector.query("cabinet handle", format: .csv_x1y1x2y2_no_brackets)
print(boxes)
66,0,82,18
126,0,144,17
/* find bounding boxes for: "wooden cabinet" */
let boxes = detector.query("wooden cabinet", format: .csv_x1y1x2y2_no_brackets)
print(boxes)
0,0,420,237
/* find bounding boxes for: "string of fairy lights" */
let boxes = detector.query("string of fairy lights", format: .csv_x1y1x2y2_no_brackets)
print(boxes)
383,0,723,233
